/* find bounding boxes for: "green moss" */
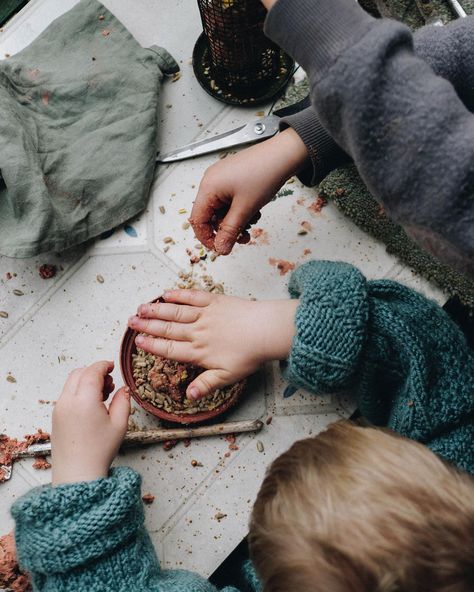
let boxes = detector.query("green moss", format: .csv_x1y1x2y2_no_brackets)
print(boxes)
319,166,474,308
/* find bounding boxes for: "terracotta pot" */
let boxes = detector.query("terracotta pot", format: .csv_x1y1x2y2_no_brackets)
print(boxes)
120,298,246,425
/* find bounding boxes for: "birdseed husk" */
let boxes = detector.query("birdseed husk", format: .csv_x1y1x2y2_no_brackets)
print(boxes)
132,347,242,416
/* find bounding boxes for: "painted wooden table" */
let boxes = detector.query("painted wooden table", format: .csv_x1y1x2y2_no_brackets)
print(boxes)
0,0,444,577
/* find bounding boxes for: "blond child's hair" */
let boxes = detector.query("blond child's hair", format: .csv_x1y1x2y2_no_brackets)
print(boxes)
249,421,474,592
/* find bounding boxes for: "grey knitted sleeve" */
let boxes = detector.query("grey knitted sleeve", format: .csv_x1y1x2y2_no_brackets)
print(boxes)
279,17,474,187
265,2,474,277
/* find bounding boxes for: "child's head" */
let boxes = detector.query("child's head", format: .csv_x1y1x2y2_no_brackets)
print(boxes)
249,421,474,592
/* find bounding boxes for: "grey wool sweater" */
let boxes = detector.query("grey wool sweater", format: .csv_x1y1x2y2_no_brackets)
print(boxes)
265,4,474,279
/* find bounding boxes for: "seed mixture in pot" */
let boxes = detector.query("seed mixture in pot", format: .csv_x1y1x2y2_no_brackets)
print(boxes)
132,348,241,415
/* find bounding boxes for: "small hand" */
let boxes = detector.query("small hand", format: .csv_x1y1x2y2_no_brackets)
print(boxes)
129,291,299,400
51,361,131,485
190,128,309,256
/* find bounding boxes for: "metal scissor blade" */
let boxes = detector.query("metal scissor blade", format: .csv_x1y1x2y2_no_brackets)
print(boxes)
157,115,280,163
446,0,467,18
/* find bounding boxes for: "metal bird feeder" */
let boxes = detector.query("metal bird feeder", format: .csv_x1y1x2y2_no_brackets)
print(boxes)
193,0,294,106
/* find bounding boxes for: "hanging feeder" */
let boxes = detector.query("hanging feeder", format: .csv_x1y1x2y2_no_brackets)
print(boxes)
193,0,294,106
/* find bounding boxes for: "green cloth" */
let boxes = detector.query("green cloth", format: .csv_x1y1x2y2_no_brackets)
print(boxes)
12,467,254,592
0,0,178,257
287,260,474,474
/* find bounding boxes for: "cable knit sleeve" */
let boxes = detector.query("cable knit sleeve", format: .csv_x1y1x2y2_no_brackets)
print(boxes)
285,260,369,393
285,260,474,474
12,467,242,591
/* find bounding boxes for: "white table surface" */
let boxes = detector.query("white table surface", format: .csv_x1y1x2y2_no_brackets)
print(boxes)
0,0,445,577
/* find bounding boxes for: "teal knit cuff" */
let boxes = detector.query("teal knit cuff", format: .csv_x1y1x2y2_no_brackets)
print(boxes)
286,260,369,393
12,466,144,575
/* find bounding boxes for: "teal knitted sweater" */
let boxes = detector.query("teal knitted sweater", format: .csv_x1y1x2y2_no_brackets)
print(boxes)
286,260,474,473
12,261,474,590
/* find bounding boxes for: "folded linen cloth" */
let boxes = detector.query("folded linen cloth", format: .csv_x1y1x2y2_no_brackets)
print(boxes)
0,0,178,257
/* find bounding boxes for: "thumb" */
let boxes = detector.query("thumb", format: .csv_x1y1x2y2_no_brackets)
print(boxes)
187,370,230,401
108,387,131,433
214,207,250,256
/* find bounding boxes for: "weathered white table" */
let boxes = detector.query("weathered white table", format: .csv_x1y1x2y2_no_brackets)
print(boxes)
0,0,444,577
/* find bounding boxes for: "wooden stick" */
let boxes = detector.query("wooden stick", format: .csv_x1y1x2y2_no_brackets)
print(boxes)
12,420,264,460
122,419,263,447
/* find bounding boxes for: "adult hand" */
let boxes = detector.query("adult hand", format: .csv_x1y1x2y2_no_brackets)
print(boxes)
129,291,299,400
190,128,308,255
51,361,130,485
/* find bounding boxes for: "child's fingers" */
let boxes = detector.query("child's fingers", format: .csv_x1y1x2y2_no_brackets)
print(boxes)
162,289,213,308
103,374,115,400
77,361,115,399
128,317,191,342
189,190,221,249
186,369,230,400
108,387,131,433
63,367,86,396
137,302,200,323
214,209,246,255
134,335,193,363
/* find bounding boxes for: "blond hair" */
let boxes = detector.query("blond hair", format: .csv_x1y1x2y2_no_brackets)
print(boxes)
249,421,474,592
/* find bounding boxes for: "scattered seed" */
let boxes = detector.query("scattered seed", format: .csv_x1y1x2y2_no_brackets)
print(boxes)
142,493,155,504
214,512,227,521
98,14,105,20
182,222,190,230
191,459,203,467
159,205,166,214
257,441,264,453
297,228,308,235
13,289,24,296
178,208,187,214
165,104,172,109
266,416,273,425
39,264,56,279
6,375,16,383
171,72,181,82
96,274,105,284
163,236,174,244
0,311,8,318
4,53,11,58
164,246,170,253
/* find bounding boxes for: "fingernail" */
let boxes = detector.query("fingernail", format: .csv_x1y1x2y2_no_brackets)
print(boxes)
129,316,138,326
163,291,171,300
137,305,147,317
124,387,131,399
135,335,144,346
187,386,200,400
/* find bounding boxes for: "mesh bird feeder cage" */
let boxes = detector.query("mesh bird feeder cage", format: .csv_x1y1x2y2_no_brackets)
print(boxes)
193,0,294,106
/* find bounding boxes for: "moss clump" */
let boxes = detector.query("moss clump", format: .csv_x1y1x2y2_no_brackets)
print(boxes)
319,165,474,308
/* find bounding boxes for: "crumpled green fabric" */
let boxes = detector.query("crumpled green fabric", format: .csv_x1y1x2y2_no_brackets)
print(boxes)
0,0,178,257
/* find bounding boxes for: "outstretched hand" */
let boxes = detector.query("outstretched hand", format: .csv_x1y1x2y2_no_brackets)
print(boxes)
51,361,130,485
190,128,308,255
129,291,299,400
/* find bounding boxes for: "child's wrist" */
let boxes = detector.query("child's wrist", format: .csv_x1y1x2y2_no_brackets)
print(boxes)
271,128,310,180
52,466,109,486
259,300,299,362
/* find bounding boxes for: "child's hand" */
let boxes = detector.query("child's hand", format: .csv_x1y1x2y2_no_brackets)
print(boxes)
190,128,308,256
51,361,130,486
129,291,299,400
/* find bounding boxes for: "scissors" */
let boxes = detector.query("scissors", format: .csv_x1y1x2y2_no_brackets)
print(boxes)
157,96,310,164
